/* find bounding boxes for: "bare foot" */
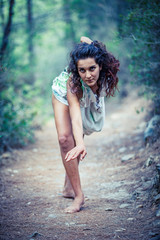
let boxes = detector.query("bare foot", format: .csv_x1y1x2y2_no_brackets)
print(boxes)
64,195,84,213
62,188,75,199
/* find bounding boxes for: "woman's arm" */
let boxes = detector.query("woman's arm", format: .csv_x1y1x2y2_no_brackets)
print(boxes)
65,79,87,162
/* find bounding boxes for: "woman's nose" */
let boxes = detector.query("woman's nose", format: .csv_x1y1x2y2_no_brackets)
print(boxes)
86,71,91,78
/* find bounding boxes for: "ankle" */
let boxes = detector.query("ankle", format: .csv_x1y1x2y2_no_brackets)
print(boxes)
74,192,84,199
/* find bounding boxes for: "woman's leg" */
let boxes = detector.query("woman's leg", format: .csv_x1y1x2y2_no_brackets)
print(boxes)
63,173,75,198
52,95,84,213
63,153,81,198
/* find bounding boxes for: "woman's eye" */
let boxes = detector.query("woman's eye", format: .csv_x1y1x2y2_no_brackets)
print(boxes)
79,69,85,73
90,66,96,71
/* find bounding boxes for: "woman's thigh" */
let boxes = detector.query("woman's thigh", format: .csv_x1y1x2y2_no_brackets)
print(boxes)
52,94,72,138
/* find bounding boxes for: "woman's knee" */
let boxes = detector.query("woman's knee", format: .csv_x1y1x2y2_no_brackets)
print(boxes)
58,134,73,152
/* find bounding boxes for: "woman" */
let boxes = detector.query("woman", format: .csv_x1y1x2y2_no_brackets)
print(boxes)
52,37,119,213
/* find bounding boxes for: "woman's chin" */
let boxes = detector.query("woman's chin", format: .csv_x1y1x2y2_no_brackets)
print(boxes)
85,80,96,86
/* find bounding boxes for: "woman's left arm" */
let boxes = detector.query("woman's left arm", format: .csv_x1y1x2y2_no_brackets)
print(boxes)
65,79,87,162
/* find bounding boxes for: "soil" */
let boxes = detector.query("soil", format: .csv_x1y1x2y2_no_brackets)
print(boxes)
0,93,160,240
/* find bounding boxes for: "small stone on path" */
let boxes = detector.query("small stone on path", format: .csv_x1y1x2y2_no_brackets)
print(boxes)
153,220,160,227
48,214,57,219
142,181,153,190
136,205,143,209
145,156,154,167
118,147,127,153
156,207,160,217
149,231,159,237
0,153,12,159
121,154,135,162
32,148,38,152
127,218,134,221
119,203,131,209
150,236,160,240
29,232,43,238
105,208,113,211
154,194,160,202
115,228,126,232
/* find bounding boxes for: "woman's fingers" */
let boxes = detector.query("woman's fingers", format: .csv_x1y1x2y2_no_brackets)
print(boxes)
69,150,86,161
80,36,92,44
80,151,87,160
65,151,80,162
65,151,73,161
65,151,76,162
65,148,78,161
65,146,87,162
68,151,79,160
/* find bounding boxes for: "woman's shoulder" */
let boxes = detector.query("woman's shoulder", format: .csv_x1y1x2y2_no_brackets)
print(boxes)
52,67,70,84
59,67,70,80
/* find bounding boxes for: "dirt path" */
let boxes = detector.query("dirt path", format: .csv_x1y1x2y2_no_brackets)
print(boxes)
0,94,160,240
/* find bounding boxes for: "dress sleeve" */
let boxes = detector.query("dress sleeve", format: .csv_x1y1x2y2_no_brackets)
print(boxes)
52,67,70,97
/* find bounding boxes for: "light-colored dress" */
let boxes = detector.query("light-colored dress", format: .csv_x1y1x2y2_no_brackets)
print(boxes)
52,68,106,135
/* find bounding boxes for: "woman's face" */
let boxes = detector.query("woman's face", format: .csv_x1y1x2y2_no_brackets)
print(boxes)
77,58,101,89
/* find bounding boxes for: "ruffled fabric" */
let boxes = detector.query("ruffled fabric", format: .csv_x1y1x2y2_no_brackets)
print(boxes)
52,67,69,105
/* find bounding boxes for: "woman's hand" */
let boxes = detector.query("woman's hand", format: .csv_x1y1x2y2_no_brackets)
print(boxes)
80,36,92,44
65,145,87,162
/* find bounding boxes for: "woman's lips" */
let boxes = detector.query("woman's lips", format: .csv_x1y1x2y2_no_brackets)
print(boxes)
86,79,94,83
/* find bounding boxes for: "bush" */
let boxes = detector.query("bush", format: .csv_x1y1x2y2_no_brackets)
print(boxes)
0,66,37,154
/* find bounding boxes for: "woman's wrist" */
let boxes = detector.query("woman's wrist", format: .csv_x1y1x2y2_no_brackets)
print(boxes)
76,141,85,147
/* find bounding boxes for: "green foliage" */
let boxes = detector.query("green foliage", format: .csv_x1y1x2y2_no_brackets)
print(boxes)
122,0,160,113
0,97,35,152
0,64,37,153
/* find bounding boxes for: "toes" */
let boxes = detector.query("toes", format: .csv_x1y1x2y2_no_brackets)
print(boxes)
64,195,85,214
64,200,84,214
64,207,80,214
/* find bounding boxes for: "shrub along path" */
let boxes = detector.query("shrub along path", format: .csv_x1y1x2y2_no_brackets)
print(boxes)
0,93,160,240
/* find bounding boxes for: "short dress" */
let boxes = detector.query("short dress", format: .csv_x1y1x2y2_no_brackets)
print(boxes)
52,68,106,135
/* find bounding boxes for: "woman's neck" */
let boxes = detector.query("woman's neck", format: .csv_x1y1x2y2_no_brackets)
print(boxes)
90,84,98,94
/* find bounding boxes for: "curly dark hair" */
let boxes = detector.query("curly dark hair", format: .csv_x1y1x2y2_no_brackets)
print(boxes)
68,40,120,101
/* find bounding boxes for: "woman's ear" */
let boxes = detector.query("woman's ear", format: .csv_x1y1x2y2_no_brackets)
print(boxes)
100,65,102,71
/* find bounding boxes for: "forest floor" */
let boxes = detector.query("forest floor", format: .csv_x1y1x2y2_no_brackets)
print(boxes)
0,92,160,240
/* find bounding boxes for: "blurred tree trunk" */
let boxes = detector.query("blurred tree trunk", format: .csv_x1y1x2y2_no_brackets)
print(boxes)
26,0,35,83
27,0,34,62
62,0,76,48
115,0,129,35
0,0,15,62
0,0,5,31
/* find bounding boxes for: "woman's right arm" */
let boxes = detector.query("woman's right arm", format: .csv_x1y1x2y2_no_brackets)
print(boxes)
65,79,87,162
